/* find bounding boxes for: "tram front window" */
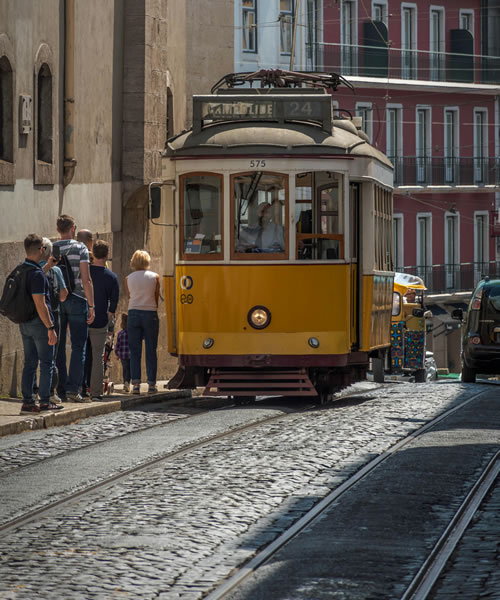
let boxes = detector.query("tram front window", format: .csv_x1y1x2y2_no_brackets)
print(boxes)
233,172,287,255
181,174,222,257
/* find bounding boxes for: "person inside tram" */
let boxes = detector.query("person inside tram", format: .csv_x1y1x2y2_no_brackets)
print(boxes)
237,201,285,253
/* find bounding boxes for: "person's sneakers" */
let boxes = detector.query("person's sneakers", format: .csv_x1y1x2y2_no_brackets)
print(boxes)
20,403,40,415
67,393,92,403
51,392,63,405
92,395,105,401
148,384,158,393
123,382,130,393
132,384,141,394
40,401,64,411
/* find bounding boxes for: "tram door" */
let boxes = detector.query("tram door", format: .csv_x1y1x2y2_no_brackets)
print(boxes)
350,183,360,348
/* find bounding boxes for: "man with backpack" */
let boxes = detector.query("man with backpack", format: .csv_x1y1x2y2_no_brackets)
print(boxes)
13,234,63,413
38,238,68,403
53,214,95,402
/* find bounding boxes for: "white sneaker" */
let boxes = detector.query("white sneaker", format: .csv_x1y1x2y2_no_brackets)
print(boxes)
124,382,130,393
51,393,63,405
67,393,92,403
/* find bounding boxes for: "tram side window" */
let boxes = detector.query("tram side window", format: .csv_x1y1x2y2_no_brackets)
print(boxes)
181,174,222,257
233,172,287,256
374,185,393,271
296,172,344,260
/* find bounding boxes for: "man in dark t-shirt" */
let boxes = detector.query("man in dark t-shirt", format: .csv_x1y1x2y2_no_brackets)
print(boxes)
88,240,119,400
19,234,64,414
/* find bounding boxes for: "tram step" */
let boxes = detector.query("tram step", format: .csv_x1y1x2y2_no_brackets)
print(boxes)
203,368,318,397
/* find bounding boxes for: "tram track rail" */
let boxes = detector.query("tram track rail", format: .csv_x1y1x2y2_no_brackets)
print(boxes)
401,449,500,600
204,389,489,600
0,384,382,537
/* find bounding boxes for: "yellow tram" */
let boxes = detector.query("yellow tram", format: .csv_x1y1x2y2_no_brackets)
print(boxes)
150,71,394,401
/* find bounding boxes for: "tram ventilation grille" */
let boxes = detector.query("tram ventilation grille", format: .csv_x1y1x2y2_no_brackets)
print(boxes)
203,368,318,397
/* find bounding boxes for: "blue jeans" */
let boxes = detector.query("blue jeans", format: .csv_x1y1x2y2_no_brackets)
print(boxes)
20,316,55,404
56,294,88,396
127,310,159,385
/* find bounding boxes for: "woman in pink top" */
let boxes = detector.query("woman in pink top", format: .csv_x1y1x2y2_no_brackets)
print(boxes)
125,250,160,394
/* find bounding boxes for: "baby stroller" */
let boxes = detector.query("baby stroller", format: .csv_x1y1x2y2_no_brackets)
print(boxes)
103,329,115,396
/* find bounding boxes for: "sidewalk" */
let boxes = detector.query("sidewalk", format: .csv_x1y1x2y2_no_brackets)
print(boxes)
0,382,192,438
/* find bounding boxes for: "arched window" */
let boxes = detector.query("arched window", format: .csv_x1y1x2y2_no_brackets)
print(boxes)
0,55,13,163
37,63,52,164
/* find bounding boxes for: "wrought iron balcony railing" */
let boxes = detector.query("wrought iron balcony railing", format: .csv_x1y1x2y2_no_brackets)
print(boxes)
392,157,500,187
398,262,500,295
307,41,500,86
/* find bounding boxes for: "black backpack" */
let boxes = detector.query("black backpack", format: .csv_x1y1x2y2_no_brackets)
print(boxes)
46,268,60,312
55,245,75,294
0,263,37,324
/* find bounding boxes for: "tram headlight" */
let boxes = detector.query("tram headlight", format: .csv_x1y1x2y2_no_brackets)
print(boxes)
308,337,320,348
248,306,271,330
203,337,214,349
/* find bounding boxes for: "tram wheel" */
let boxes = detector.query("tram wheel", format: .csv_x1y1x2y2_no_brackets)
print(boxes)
233,396,256,405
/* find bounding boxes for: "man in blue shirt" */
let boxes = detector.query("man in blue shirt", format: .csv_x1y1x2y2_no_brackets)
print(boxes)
19,234,64,414
88,239,119,400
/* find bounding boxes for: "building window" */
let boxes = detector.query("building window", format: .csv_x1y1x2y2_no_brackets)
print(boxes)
166,87,174,141
306,0,319,70
386,106,402,182
474,212,489,281
444,108,458,183
416,214,431,280
445,213,459,289
355,102,373,141
401,4,417,79
430,7,444,80
242,0,257,52
0,55,13,163
473,108,487,184
341,0,357,75
416,107,431,183
372,0,388,24
280,0,294,55
459,9,474,34
393,214,404,271
37,63,53,164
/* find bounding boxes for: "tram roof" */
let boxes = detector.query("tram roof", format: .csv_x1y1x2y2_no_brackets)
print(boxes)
165,118,392,167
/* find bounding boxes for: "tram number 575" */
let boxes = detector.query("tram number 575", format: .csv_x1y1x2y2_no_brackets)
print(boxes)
180,294,193,304
249,159,266,168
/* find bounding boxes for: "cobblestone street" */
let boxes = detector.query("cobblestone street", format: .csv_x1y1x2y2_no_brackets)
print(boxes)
0,381,496,598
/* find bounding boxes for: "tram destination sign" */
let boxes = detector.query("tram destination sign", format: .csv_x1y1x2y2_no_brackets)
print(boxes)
193,95,332,133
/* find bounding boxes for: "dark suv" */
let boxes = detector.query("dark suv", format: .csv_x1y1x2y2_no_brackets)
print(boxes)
452,278,500,383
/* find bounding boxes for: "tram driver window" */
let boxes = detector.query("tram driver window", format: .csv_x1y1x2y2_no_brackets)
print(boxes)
233,172,287,256
181,174,222,257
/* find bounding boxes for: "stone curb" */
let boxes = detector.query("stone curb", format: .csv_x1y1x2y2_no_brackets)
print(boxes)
0,390,195,438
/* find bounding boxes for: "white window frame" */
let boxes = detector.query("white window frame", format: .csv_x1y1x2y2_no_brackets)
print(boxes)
444,211,460,289
444,107,459,184
459,9,474,35
372,0,388,25
429,6,445,81
305,0,321,70
355,102,373,141
341,0,358,75
386,104,403,181
332,99,339,118
415,106,432,183
280,0,295,55
401,3,417,79
242,0,258,53
473,107,488,184
416,212,432,279
474,210,489,282
393,213,404,271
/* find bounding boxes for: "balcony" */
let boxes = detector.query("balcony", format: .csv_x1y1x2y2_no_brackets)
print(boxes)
398,262,500,295
392,157,500,187
307,41,500,86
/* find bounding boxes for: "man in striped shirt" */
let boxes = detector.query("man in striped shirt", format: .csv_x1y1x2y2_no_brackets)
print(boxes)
53,214,95,402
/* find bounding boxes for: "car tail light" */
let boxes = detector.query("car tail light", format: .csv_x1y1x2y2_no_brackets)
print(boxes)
468,335,481,345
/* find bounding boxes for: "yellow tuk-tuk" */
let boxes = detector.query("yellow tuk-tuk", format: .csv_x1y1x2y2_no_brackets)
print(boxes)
390,273,429,382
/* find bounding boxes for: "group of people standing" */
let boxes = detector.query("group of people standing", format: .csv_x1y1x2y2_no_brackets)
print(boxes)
18,214,160,414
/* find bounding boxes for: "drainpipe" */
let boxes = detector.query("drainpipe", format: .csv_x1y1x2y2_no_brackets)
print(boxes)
63,0,77,186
